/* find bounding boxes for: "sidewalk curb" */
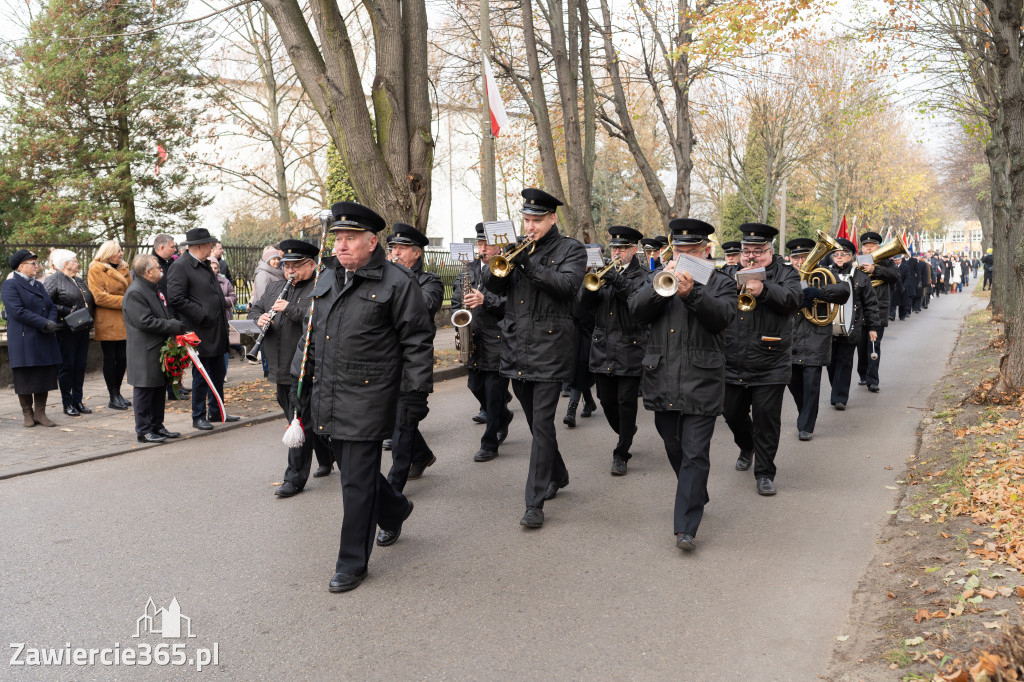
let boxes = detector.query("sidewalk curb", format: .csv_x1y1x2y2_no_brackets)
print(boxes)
434,366,467,382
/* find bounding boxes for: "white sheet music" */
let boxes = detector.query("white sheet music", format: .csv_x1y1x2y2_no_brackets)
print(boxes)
585,246,605,268
673,254,715,285
449,243,474,262
484,220,517,246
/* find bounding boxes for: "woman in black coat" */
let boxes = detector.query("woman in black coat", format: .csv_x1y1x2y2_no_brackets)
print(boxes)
44,249,95,416
2,250,62,427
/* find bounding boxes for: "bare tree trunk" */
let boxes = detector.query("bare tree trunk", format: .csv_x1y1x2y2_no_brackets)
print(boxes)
115,112,138,245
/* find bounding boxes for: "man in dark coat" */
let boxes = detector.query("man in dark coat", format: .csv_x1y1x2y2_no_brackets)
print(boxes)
897,253,919,320
982,248,994,290
827,238,881,410
720,241,742,279
641,238,664,271
722,223,802,496
628,219,735,551
582,225,649,475
382,222,445,499
483,188,588,529
152,233,188,402
452,222,512,463
123,254,187,444
785,238,850,441
914,253,930,312
249,239,334,497
291,201,434,593
167,228,235,429
856,232,900,393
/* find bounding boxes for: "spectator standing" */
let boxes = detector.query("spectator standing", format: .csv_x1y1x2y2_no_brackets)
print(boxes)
44,249,95,416
212,241,232,282
982,249,994,290
952,257,962,293
2,250,61,427
210,258,238,374
250,246,283,308
87,240,133,410
151,234,177,299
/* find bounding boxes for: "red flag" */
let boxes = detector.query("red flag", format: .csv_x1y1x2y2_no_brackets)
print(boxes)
850,218,859,253
155,144,168,176
482,54,508,137
837,214,850,241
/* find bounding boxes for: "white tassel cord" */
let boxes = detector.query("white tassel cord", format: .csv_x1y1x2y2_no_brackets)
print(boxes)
282,417,305,448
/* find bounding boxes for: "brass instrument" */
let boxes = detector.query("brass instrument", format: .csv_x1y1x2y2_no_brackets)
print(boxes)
245,276,296,361
862,234,909,287
738,283,757,311
653,265,679,297
800,230,840,327
452,261,474,365
583,257,623,291
489,237,535,277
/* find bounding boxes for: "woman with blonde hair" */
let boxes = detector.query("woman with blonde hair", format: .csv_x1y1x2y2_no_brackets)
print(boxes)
87,239,133,409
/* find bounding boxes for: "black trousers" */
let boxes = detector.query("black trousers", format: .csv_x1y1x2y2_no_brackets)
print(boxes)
512,380,567,508
655,412,716,537
387,395,435,493
723,383,785,481
330,439,410,576
594,374,641,460
912,290,923,313
827,341,857,406
983,271,992,289
899,289,912,319
467,369,512,453
787,365,822,434
923,286,931,308
275,384,332,487
132,386,166,436
56,329,90,407
856,326,885,388
100,340,127,396
191,354,227,421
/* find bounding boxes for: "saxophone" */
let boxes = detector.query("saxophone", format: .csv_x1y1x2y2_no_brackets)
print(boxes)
452,261,474,365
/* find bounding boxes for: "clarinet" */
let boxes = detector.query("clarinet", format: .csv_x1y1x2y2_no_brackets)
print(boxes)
245,276,296,362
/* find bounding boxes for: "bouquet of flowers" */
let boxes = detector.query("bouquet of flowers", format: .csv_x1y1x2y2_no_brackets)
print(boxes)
160,332,200,399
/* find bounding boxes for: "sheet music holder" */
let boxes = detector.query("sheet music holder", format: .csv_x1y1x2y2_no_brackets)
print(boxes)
228,319,262,337
673,254,715,285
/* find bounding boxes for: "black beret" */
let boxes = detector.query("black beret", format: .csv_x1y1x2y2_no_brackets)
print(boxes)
608,225,644,246
721,241,741,254
786,238,816,255
8,249,37,271
278,239,319,262
669,218,714,245
860,231,883,244
521,188,563,215
330,201,386,233
391,222,429,248
835,238,856,254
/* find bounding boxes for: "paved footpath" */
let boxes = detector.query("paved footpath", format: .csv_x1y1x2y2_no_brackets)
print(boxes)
0,296,981,679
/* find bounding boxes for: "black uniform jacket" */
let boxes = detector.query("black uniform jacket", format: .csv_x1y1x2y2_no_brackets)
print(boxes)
291,246,434,441
581,257,649,377
828,262,881,346
629,268,736,415
724,255,802,386
166,251,229,357
452,259,506,372
405,258,444,332
898,258,920,295
123,278,186,388
791,279,850,367
248,275,316,385
483,225,587,383
868,259,898,327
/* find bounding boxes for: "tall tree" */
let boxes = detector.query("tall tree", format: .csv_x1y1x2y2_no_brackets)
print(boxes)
0,0,209,243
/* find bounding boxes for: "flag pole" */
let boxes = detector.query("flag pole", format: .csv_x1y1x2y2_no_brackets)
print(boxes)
480,0,497,222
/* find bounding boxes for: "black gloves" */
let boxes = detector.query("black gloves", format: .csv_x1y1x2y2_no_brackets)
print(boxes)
801,287,820,308
401,391,429,426
289,382,311,418
42,320,58,334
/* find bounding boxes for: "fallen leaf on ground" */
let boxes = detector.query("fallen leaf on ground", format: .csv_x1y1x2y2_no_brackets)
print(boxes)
979,588,998,599
886,591,897,599
904,636,924,646
835,635,849,641
983,621,1002,629
915,608,932,622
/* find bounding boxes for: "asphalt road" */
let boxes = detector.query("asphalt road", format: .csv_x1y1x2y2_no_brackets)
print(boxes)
0,292,983,680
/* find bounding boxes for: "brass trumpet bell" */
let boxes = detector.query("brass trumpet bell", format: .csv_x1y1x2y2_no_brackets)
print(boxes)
653,269,678,297
489,238,535,277
864,234,910,287
451,308,473,327
583,257,623,291
800,230,840,327
738,286,757,311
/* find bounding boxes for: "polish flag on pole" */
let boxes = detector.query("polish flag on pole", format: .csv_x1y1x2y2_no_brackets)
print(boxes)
155,144,167,176
837,214,850,241
482,54,508,137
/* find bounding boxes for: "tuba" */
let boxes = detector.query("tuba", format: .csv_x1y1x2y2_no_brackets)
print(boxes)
489,237,535,277
863,234,909,287
800,230,841,326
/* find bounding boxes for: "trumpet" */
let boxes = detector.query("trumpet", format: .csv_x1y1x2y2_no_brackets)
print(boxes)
738,283,757,311
583,257,623,291
653,266,679,297
489,237,535,277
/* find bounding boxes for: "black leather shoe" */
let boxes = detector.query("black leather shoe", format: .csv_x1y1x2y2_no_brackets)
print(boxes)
407,454,437,480
275,481,302,497
108,396,129,410
179,388,191,398
215,414,241,423
328,571,367,593
63,405,81,417
472,410,488,424
138,432,166,444
868,385,880,393
858,379,867,386
834,403,846,411
543,475,569,501
757,477,777,496
73,403,92,414
193,419,213,431
798,431,813,441
676,533,696,551
382,439,392,451
474,449,498,462
496,411,514,444
735,451,753,471
313,465,333,478
581,401,596,418
156,428,180,439
376,500,414,547
520,506,544,528
611,457,627,476
563,412,576,428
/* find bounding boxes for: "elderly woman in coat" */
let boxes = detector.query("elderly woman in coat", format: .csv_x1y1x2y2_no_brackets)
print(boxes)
250,246,283,309
123,254,186,444
44,249,96,417
87,239,133,410
1,249,62,427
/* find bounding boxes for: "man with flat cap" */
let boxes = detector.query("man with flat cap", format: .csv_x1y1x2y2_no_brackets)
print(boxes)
826,238,880,410
291,201,433,592
786,238,850,441
452,222,513,463
249,239,334,497
581,225,649,475
856,232,899,393
483,187,587,529
628,218,735,550
382,222,444,502
722,222,801,496
720,241,742,278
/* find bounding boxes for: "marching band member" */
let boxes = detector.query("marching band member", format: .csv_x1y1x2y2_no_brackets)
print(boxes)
722,223,802,496
452,223,513,463
720,241,742,278
856,232,899,393
628,219,735,550
581,225,648,476
825,238,880,410
785,238,849,442
641,238,663,270
483,188,587,529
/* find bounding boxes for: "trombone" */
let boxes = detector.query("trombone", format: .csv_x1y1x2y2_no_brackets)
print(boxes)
583,257,623,291
489,237,535,277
